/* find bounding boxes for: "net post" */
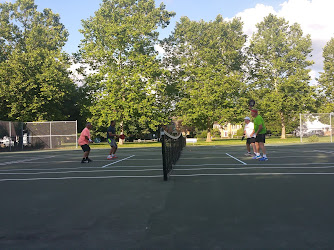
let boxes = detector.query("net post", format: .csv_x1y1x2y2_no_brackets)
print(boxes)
76,120,78,149
161,132,168,181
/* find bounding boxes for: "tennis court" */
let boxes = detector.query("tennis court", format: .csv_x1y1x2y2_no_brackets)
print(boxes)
1,143,334,248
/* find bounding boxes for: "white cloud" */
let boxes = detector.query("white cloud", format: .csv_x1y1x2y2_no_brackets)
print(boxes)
68,63,85,86
234,0,334,81
235,4,276,37
154,44,165,55
309,70,319,86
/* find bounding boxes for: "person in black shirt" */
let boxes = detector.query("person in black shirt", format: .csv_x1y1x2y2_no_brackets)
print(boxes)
107,121,120,159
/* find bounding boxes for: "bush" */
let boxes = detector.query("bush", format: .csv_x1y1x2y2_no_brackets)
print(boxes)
308,135,320,143
196,130,207,139
212,128,221,138
236,127,244,137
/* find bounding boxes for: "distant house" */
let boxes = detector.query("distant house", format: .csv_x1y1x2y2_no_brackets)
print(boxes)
213,122,243,138
296,118,331,136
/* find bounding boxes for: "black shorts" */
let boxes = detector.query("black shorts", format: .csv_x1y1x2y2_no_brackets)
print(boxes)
246,138,256,144
81,144,90,152
255,134,266,143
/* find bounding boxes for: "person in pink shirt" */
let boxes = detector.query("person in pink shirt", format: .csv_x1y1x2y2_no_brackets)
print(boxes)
78,122,93,163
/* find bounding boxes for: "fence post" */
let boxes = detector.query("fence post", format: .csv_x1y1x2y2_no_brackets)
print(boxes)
21,122,24,150
50,122,52,149
330,113,332,143
76,120,78,149
9,121,12,151
300,113,302,143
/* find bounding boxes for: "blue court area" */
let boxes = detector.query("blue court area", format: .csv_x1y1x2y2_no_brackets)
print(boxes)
1,144,334,248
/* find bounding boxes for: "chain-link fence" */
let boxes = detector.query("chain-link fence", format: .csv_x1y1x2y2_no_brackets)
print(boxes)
297,113,333,143
0,121,77,152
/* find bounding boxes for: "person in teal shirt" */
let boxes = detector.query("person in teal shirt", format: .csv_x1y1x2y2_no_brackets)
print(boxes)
250,109,268,161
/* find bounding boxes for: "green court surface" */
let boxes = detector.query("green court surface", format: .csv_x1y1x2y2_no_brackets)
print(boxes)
1,143,334,249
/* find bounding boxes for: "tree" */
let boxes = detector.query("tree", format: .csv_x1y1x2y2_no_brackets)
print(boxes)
247,14,316,138
318,38,334,113
0,0,80,121
162,15,247,141
78,0,175,141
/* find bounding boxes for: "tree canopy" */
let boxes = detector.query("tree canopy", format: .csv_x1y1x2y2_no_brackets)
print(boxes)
247,14,316,137
162,15,247,141
1,1,331,139
78,0,175,138
318,38,334,113
0,0,81,122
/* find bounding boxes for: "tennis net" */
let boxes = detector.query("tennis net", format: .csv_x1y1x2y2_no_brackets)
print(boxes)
161,130,186,181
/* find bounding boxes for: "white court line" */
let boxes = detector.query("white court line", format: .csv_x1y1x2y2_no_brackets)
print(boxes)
0,175,163,182
101,155,135,168
0,164,162,172
225,153,247,165
0,168,161,175
2,171,334,182
6,161,332,173
174,165,334,171
171,172,334,178
0,156,55,166
176,162,334,167
127,158,160,161
313,150,334,154
3,163,334,174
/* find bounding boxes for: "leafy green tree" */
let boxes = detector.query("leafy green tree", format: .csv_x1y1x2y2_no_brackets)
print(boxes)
0,0,80,121
162,15,247,141
78,0,175,140
247,14,316,138
318,38,334,113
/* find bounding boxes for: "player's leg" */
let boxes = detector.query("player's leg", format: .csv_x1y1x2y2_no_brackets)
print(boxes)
260,143,266,155
112,140,118,158
252,141,261,159
107,139,118,159
250,137,256,155
251,142,256,155
86,146,92,162
81,145,91,163
258,135,268,161
245,139,252,156
107,138,114,159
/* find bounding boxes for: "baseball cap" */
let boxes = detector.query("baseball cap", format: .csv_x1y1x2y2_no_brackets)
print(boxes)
244,117,250,120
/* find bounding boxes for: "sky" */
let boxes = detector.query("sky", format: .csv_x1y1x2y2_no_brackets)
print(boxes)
1,0,333,83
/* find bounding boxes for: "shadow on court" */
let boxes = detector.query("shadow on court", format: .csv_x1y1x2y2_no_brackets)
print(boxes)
0,144,334,249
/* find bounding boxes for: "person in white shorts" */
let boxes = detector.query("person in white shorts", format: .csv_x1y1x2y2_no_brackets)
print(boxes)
243,117,256,156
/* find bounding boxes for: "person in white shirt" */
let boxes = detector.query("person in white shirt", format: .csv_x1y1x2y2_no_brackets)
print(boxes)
243,117,256,156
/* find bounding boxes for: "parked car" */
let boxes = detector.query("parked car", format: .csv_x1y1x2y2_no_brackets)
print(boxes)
307,130,324,136
0,136,15,147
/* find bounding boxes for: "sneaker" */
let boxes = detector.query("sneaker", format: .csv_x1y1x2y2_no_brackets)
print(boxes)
111,155,118,159
252,155,261,160
86,158,92,163
259,157,268,161
244,152,252,156
81,159,87,163
107,156,113,160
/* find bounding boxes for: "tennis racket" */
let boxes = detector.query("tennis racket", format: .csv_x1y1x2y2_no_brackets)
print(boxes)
249,99,255,108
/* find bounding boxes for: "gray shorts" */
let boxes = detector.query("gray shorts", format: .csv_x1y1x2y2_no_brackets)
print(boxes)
107,138,117,148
